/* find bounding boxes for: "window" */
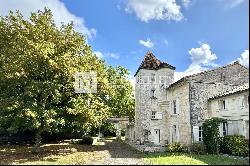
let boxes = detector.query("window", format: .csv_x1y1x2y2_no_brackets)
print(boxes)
243,95,249,107
172,125,179,142
151,111,156,119
222,122,228,136
142,76,148,83
173,125,177,134
151,73,155,82
222,100,226,110
151,88,156,98
151,112,163,120
199,126,203,141
172,125,177,142
173,100,177,114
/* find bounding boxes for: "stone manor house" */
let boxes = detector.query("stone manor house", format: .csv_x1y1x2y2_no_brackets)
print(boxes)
126,51,249,147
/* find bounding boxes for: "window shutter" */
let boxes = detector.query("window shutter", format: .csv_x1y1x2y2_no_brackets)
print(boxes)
156,112,163,119
219,123,223,137
176,98,180,114
193,126,199,142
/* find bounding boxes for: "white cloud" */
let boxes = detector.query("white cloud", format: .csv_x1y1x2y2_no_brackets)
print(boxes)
125,0,184,22
182,0,191,9
139,38,154,48
237,50,249,67
223,0,246,9
94,51,104,59
164,40,169,45
188,43,217,67
0,0,96,40
106,53,120,59
94,51,120,59
174,43,217,81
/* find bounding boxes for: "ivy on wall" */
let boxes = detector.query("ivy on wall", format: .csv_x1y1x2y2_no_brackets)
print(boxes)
202,117,226,154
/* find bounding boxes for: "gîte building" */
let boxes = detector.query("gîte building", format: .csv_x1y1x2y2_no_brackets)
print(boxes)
126,51,249,149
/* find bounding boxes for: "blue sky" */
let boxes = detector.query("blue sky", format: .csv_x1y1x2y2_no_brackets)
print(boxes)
0,0,249,80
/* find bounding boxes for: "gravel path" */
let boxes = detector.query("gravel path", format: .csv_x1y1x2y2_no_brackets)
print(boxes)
86,138,149,165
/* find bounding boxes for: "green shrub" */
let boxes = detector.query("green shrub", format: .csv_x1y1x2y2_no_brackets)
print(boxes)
202,117,226,154
75,136,93,145
166,143,184,152
190,142,207,154
220,135,249,157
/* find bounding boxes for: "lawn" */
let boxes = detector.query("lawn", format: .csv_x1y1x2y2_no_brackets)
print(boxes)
0,139,107,165
144,153,249,165
0,140,249,165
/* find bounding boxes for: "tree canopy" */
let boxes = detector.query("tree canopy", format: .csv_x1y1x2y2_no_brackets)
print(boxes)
0,9,134,144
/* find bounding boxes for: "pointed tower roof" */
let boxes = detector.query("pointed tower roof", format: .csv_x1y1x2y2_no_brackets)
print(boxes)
134,51,175,76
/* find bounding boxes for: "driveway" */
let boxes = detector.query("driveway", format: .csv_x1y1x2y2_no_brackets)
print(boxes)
86,138,149,165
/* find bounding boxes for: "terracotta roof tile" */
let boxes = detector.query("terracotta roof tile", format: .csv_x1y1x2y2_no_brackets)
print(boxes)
134,51,175,76
208,83,249,100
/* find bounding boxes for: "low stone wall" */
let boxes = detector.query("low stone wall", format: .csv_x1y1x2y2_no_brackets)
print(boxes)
126,140,165,153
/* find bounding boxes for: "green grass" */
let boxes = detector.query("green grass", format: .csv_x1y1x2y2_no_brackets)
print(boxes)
144,153,249,165
0,142,106,165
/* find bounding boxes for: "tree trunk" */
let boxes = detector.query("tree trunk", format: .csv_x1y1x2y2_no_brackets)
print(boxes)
32,130,42,153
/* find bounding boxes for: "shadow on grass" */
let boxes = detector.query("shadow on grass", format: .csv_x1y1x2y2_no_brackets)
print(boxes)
144,152,249,165
0,138,144,165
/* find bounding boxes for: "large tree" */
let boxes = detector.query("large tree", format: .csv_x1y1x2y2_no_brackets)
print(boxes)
0,8,134,151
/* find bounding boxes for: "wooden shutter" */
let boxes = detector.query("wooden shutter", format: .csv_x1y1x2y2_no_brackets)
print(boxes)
193,126,199,142
156,112,163,119
176,98,180,114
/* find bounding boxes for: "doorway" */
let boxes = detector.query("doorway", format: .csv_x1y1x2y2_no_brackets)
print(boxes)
154,129,160,145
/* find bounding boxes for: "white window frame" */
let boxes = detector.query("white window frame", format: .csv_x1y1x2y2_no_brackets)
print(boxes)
222,122,228,136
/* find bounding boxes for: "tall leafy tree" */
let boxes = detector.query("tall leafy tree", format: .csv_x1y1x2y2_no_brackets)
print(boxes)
0,8,135,152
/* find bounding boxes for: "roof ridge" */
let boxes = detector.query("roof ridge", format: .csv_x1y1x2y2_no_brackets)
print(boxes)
179,61,247,80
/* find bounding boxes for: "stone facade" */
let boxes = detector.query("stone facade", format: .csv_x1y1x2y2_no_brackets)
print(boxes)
126,52,249,151
165,81,192,145
208,88,249,139
134,67,174,145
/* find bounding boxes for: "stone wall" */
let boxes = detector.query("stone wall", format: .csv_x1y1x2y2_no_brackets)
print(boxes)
208,90,249,138
188,62,249,86
165,81,192,145
134,67,174,145
189,82,237,126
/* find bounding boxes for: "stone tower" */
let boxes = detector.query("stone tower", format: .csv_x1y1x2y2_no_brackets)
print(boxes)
134,51,175,145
